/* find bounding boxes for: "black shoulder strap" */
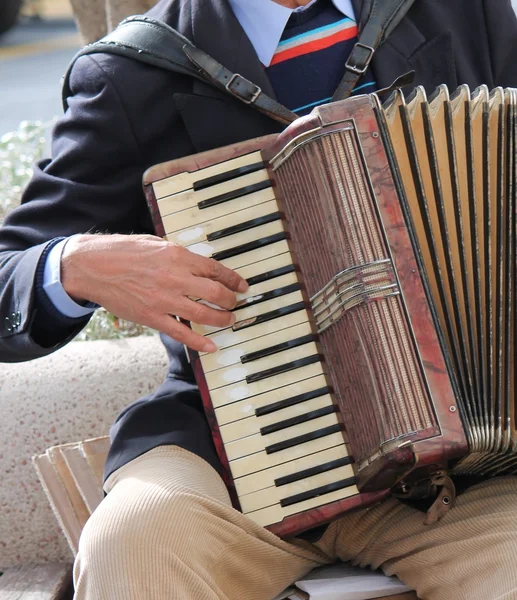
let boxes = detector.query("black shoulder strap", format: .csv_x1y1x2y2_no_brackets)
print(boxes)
333,0,417,101
61,15,298,125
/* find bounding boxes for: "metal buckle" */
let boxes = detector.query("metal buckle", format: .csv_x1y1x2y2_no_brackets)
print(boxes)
345,43,375,75
225,73,262,104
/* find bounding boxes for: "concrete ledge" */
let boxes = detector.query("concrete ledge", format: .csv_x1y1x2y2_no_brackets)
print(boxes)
0,336,167,569
0,562,73,599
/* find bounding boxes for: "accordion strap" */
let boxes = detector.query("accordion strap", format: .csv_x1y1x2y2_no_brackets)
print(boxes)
61,15,298,125
333,0,417,101
62,1,417,123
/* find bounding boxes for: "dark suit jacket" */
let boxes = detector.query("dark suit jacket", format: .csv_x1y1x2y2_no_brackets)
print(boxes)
1,0,517,487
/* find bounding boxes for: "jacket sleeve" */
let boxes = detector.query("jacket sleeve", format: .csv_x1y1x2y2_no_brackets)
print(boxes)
483,0,517,87
0,55,150,363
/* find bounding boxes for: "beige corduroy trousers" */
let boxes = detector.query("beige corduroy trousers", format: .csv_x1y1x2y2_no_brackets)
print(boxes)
73,445,517,600
69,0,157,43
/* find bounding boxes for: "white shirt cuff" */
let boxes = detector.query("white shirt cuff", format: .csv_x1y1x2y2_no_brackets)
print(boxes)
43,238,98,318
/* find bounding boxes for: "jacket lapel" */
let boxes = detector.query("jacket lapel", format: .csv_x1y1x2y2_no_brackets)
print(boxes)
172,0,282,153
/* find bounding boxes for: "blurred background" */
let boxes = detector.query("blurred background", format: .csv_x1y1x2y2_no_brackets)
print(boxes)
0,0,79,135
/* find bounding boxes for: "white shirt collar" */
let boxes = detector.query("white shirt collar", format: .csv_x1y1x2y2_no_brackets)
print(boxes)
228,0,356,67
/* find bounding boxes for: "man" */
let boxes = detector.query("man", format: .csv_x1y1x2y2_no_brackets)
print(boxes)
1,0,517,598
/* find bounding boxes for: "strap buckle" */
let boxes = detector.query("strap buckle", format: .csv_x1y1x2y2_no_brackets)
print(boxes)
345,43,375,75
225,73,262,104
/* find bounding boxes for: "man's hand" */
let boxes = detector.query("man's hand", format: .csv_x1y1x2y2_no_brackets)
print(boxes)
61,234,248,353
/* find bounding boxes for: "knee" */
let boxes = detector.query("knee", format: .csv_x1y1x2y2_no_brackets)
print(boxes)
77,477,213,568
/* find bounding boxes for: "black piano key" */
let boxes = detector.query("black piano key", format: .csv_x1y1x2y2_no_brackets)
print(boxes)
246,355,321,385
246,264,295,287
265,424,343,455
207,212,281,242
241,333,315,364
234,283,300,312
255,386,330,417
260,405,337,436
194,161,266,191
212,232,286,262
280,476,357,508
275,456,353,487
198,180,272,210
233,301,305,332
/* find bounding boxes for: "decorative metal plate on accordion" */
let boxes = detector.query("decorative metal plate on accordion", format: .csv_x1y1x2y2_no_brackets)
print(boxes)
143,85,516,538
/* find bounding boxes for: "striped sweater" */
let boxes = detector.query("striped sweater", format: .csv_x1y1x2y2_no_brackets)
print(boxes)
266,0,377,116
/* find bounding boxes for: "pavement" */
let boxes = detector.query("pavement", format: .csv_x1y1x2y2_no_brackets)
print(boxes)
0,0,81,137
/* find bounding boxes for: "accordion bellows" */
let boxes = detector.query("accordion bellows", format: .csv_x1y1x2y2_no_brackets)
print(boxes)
144,85,516,537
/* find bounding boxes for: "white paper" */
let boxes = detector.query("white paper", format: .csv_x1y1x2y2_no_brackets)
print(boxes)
274,563,411,600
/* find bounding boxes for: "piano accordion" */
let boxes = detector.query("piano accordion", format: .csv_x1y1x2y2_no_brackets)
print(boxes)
143,85,516,537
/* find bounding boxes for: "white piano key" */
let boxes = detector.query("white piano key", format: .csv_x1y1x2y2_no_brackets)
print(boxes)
163,188,276,233
236,271,299,306
234,252,293,282
234,444,350,496
220,239,291,272
204,342,319,389
229,430,345,479
186,220,285,259
246,483,359,528
157,168,270,213
200,322,313,372
191,290,304,336
166,199,280,243
224,413,340,461
152,151,263,199
239,463,356,514
210,356,325,408
219,394,334,443
204,310,309,354
215,374,329,426
190,259,296,307
233,290,304,327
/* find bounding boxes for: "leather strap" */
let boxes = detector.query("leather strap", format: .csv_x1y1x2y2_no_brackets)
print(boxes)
63,2,417,124
182,45,297,125
62,16,297,125
332,0,417,102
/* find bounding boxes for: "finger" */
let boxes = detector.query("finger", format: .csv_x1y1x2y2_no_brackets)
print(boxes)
152,315,217,353
186,277,238,310
191,255,248,293
177,297,235,329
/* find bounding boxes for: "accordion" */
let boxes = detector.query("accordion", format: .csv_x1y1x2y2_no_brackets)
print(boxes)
143,84,516,537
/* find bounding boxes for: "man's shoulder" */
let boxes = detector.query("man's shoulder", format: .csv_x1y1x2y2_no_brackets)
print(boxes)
66,0,195,98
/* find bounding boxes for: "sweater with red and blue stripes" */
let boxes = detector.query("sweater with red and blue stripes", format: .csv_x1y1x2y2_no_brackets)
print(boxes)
266,0,377,116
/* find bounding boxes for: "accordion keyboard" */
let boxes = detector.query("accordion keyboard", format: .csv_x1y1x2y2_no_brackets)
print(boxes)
152,151,360,527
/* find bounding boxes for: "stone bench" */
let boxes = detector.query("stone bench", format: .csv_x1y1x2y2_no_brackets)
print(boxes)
0,336,168,569
0,563,73,600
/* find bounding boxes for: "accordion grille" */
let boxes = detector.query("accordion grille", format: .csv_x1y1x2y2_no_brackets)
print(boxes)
273,127,437,464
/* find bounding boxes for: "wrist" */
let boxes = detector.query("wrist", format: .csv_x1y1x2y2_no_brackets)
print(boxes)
61,234,99,304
